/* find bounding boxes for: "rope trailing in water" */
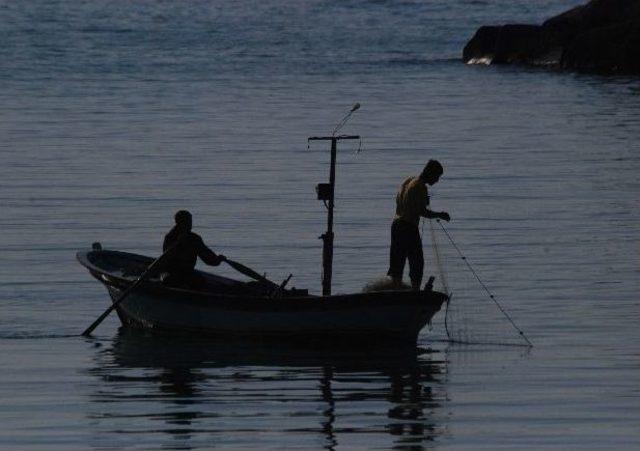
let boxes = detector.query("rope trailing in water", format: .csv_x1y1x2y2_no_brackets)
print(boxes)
435,220,533,347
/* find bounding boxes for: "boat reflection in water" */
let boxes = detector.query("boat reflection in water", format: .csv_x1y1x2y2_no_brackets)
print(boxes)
87,329,448,450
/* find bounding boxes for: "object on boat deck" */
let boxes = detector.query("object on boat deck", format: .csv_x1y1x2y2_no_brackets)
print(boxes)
308,134,360,296
362,276,411,293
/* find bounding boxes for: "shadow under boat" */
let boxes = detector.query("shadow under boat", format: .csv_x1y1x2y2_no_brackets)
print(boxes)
100,327,444,371
86,328,447,450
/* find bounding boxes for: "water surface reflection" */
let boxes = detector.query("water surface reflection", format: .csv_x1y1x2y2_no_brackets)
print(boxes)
87,329,447,449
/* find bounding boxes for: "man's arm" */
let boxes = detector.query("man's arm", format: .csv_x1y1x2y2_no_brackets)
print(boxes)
417,192,450,222
196,237,226,266
423,209,450,221
411,184,450,222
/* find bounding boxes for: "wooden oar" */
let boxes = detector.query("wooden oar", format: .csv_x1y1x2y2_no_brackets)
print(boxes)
224,258,278,288
81,245,176,337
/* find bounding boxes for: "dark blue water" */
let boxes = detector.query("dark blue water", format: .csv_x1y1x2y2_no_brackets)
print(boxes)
1,1,639,449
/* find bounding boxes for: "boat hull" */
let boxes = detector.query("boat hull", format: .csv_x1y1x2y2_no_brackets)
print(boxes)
79,250,446,343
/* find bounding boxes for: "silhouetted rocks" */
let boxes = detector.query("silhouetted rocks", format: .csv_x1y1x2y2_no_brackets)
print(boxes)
463,0,640,74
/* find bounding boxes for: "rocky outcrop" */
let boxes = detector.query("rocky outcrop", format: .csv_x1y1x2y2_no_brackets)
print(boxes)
463,0,640,74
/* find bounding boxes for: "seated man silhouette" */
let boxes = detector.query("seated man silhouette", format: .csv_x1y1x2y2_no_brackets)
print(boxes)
161,210,225,288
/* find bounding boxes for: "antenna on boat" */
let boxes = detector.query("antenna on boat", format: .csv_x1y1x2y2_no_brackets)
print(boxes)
332,103,360,136
308,104,362,296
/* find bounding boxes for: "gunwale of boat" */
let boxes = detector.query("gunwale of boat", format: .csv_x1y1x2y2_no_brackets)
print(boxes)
77,249,447,308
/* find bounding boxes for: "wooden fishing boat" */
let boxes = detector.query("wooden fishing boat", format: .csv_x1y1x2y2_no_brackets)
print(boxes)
77,249,447,343
78,124,448,342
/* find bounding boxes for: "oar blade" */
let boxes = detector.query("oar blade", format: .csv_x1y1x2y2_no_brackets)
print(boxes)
82,304,115,337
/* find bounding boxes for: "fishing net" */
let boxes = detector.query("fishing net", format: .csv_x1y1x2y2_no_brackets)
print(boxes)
426,219,531,347
362,277,411,293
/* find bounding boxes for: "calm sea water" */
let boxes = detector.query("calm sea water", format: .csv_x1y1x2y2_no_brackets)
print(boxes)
1,0,639,449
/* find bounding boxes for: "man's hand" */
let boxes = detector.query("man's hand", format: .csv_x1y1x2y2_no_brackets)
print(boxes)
438,212,451,222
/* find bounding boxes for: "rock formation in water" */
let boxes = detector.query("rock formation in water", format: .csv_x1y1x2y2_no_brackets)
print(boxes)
463,0,640,74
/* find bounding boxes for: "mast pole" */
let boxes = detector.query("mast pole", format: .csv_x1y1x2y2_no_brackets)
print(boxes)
323,137,337,296
308,135,359,296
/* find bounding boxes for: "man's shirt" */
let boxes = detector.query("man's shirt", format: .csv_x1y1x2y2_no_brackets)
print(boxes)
394,176,428,226
163,229,214,276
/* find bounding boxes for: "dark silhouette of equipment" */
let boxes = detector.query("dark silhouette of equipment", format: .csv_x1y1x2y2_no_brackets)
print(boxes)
308,135,360,296
308,103,362,296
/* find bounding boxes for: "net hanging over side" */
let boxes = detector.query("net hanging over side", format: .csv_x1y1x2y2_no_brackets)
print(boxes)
426,219,532,347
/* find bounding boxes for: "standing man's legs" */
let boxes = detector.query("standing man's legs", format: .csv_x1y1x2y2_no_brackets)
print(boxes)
407,230,424,291
387,218,408,287
388,219,423,289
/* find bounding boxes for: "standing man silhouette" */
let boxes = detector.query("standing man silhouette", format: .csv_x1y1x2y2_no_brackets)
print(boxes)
388,160,450,291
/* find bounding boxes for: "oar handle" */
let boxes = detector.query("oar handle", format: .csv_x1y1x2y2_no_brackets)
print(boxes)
81,244,177,337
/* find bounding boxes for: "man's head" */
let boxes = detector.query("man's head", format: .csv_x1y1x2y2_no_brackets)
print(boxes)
420,160,443,185
174,210,192,232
